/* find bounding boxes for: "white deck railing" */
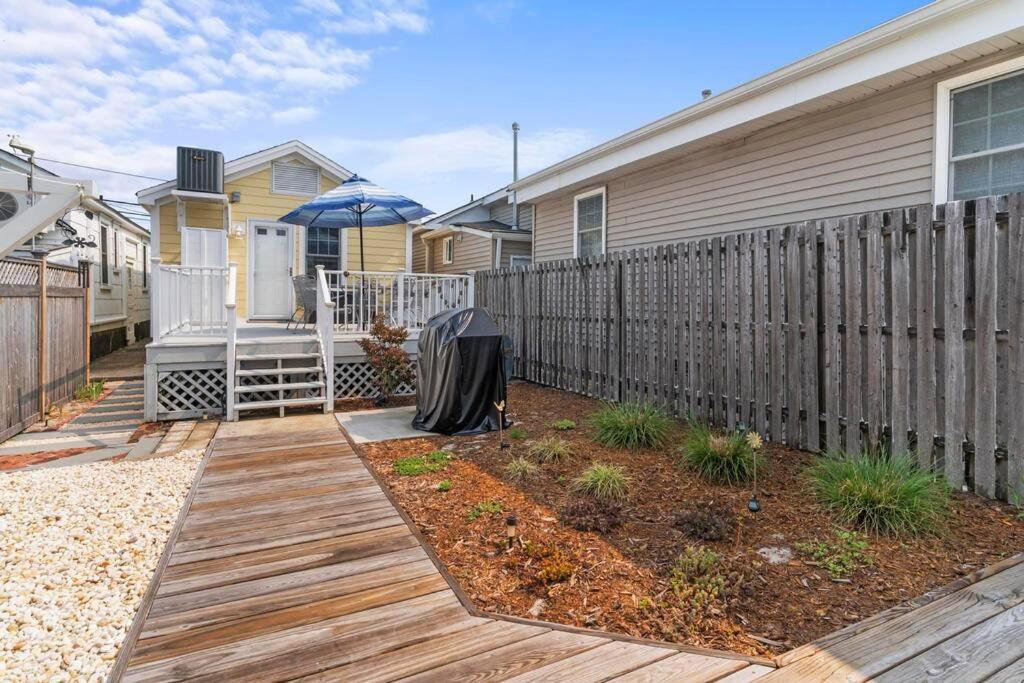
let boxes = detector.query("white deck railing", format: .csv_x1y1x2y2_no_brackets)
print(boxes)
150,259,232,337
319,270,473,332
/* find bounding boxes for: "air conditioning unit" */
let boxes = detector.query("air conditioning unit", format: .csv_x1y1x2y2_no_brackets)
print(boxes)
176,147,224,194
0,189,29,224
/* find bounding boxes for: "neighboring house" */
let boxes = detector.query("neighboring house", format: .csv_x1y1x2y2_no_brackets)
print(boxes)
0,150,151,357
414,187,533,274
512,0,1024,260
137,140,412,321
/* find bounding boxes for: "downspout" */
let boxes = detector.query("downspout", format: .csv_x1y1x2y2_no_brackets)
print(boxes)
511,122,519,230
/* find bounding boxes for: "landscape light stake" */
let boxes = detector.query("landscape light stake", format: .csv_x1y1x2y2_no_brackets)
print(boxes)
495,400,508,449
505,514,518,550
742,424,762,513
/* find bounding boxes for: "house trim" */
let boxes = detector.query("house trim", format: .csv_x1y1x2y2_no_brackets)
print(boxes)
932,54,1024,204
573,186,607,258
513,0,1022,202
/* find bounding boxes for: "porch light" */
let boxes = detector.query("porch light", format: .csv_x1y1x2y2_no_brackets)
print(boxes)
230,221,246,239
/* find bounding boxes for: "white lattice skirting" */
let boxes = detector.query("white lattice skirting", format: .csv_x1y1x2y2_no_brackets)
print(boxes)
334,361,416,399
157,367,227,418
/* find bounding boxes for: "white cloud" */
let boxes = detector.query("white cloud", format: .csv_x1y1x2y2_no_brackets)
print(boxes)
272,106,320,124
318,0,428,34
0,0,410,204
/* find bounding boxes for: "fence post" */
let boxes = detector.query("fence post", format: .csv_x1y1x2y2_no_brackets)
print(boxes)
467,271,476,307
81,260,92,386
616,255,625,403
38,259,48,420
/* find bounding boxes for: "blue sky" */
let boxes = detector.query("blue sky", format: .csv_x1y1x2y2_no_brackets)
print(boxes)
1,0,925,221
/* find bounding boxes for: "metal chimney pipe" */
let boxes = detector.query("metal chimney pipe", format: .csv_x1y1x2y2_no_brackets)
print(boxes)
512,122,520,230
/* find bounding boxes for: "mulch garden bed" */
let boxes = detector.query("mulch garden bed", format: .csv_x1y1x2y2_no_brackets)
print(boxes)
359,382,1024,657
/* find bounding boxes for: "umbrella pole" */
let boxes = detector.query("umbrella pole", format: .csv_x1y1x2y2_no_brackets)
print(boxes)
358,211,366,271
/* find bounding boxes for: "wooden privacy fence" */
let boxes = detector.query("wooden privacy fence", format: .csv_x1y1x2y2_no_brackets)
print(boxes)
0,258,91,442
477,193,1024,502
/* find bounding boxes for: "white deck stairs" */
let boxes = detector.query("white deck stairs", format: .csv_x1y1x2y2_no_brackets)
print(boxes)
230,336,329,418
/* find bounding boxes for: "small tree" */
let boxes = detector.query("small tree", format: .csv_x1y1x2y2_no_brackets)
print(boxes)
358,315,415,405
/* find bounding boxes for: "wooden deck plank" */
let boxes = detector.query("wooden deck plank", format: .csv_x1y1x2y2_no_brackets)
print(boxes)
985,656,1024,683
503,640,674,682
610,651,749,682
397,630,609,682
296,621,549,682
716,664,774,681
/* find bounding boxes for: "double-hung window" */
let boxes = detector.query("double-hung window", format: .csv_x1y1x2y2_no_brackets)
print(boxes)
574,187,605,258
305,225,341,272
938,60,1024,202
442,236,454,264
100,222,110,285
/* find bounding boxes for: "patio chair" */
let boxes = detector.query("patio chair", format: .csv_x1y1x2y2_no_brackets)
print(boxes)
287,275,318,330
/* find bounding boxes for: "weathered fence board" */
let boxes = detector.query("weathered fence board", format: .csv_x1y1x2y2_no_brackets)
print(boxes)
0,258,90,442
477,194,1024,502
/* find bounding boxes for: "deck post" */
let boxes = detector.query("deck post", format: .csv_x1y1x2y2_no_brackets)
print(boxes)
316,265,335,413
467,270,476,308
150,257,162,340
225,263,238,422
396,271,406,328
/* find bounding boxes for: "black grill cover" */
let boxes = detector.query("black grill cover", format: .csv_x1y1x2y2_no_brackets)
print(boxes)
412,307,508,435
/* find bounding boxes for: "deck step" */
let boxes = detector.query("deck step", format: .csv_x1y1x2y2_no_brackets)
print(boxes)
236,352,320,362
234,366,323,377
233,396,327,412
234,381,325,394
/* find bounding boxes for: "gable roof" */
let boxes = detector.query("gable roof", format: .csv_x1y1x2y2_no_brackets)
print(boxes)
513,0,1024,202
424,187,509,227
0,149,59,177
136,140,353,205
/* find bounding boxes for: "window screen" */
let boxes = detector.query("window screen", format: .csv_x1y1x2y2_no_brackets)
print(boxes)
950,69,1024,200
575,192,604,257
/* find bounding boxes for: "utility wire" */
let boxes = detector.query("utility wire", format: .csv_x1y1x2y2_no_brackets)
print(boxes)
16,154,169,182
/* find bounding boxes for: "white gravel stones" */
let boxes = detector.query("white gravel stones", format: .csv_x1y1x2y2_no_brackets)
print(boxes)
0,448,201,681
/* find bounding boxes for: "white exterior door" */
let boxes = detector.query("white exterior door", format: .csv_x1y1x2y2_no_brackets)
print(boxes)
251,224,293,319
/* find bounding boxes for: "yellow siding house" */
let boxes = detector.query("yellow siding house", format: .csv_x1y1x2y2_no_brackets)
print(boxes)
137,140,412,321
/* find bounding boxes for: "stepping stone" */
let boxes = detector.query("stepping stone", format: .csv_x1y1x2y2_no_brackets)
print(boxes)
25,446,132,469
71,411,144,425
119,381,144,389
125,436,162,460
56,425,140,437
90,403,144,414
0,433,132,456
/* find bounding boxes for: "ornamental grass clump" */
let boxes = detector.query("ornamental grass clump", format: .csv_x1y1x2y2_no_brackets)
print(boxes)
806,451,949,537
504,456,538,481
682,424,762,485
528,437,571,463
571,463,631,502
589,402,672,450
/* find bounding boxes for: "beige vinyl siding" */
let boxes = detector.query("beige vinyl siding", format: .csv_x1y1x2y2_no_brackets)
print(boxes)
489,201,534,231
430,232,492,274
412,233,428,272
533,48,1024,261
498,238,531,267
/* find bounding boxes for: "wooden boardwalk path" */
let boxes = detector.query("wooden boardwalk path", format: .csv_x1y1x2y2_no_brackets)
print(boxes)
111,412,1024,682
110,414,770,682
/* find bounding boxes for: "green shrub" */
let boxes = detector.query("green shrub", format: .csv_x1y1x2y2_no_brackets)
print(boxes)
436,479,452,492
394,450,451,476
528,437,571,463
669,546,731,613
806,452,949,536
507,427,528,440
75,381,104,401
467,500,503,521
504,456,537,481
681,424,761,485
589,403,672,450
797,529,872,579
570,462,631,502
551,419,576,431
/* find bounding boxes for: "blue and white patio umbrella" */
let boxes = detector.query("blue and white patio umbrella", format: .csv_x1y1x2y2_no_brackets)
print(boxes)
279,175,432,271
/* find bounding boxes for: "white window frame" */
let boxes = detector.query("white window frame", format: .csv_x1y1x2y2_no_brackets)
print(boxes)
933,55,1024,204
442,235,454,264
509,255,531,269
573,186,606,258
